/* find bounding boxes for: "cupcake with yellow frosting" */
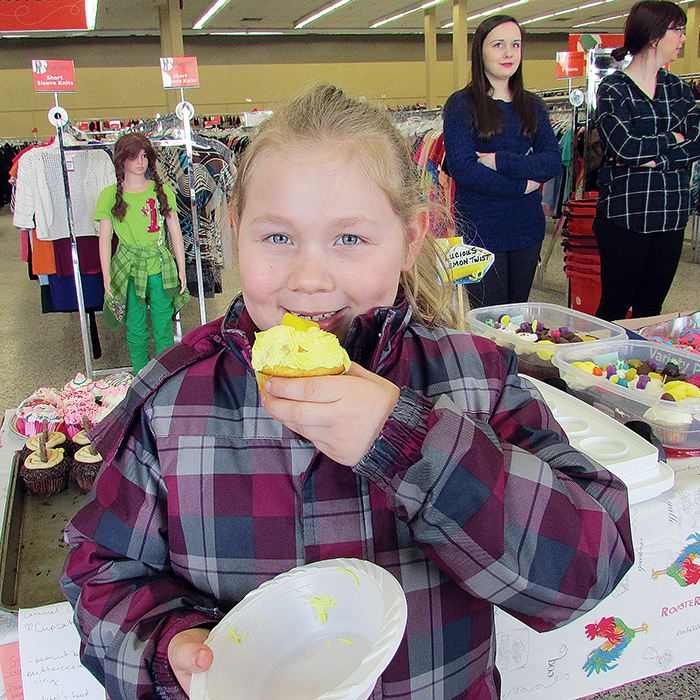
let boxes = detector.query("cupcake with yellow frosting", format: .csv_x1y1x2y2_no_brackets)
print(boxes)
19,428,67,463
71,444,103,492
252,313,351,393
20,441,69,495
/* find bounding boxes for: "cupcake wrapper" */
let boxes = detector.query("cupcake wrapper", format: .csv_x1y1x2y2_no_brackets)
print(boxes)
22,418,63,438
64,423,85,439
22,470,69,496
76,476,97,492
657,426,687,445
71,459,102,492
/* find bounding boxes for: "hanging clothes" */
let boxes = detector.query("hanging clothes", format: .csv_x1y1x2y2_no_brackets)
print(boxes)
11,135,114,332
155,146,235,298
12,136,115,240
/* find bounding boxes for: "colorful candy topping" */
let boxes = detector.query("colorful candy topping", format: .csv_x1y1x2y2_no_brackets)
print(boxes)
571,358,700,401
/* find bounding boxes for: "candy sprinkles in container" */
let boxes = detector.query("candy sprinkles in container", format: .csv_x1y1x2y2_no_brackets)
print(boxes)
466,302,627,380
552,339,700,457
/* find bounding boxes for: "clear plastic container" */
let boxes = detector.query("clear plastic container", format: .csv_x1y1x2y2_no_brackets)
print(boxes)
552,339,700,456
466,302,627,379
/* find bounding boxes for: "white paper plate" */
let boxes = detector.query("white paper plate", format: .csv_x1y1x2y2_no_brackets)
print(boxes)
8,414,26,439
190,558,407,700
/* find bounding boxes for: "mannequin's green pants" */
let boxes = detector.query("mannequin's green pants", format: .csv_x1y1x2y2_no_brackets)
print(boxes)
125,274,174,374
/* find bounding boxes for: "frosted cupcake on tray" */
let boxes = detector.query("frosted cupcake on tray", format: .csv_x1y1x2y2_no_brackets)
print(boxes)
20,434,70,496
14,396,63,437
19,423,67,463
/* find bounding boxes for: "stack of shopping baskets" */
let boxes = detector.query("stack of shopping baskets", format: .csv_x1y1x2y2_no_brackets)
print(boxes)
562,194,601,316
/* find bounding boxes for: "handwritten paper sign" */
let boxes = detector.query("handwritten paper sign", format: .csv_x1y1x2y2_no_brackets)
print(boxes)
18,602,105,700
435,237,494,285
0,642,24,700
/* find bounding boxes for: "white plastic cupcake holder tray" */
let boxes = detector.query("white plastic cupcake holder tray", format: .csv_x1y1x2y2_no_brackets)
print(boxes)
525,376,674,505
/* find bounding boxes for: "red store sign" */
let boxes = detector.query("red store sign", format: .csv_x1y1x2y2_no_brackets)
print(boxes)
32,59,76,92
0,0,87,31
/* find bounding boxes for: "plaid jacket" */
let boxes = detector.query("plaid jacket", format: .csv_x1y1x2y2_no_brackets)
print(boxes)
61,295,633,700
596,68,700,233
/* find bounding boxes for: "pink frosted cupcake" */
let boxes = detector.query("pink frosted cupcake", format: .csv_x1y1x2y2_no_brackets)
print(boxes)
63,372,94,394
15,401,63,437
60,393,101,438
104,371,134,388
89,379,111,402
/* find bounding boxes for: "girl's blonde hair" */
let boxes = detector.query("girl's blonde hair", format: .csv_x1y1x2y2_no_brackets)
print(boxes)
233,84,462,330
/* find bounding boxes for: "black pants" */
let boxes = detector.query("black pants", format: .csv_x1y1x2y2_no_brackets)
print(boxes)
593,215,685,322
467,242,542,309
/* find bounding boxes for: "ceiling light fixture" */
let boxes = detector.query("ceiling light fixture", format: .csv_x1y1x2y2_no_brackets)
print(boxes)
193,0,231,30
85,0,98,30
574,12,626,26
468,0,532,22
371,0,445,29
211,30,284,35
295,0,354,29
521,0,618,25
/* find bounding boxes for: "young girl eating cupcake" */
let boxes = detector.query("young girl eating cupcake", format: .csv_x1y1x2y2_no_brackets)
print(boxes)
62,85,633,700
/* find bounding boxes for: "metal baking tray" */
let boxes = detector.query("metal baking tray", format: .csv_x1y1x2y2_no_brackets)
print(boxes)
0,451,86,610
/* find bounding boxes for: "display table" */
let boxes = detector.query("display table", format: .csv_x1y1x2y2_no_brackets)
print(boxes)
2,411,700,699
496,455,700,699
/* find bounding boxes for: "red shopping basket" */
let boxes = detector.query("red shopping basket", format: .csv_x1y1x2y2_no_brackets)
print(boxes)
565,267,601,316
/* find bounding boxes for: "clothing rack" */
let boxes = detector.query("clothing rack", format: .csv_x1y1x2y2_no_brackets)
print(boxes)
49,101,213,379
47,104,122,380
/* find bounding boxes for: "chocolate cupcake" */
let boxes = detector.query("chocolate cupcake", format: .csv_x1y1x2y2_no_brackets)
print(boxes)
71,444,103,492
20,445,69,495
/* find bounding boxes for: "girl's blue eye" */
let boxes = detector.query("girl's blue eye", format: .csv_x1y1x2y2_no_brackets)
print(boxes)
339,234,360,245
269,233,290,244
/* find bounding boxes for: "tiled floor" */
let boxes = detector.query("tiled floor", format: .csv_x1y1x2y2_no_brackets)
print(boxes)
1,205,699,698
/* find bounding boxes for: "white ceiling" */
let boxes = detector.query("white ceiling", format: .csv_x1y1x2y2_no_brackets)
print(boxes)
91,0,640,37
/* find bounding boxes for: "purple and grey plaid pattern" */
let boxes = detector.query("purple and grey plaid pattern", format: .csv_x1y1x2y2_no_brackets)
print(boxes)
61,296,633,700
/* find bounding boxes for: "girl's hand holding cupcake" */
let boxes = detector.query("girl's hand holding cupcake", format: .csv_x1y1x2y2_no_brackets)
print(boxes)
261,363,400,466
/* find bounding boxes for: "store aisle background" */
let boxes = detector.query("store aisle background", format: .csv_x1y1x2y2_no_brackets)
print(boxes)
1,204,699,699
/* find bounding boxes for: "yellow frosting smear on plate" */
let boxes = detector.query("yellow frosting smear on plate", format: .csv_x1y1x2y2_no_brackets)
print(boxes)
309,595,336,623
338,568,360,586
226,626,247,643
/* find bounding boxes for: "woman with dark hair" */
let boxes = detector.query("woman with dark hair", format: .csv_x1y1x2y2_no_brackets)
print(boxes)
96,133,189,373
443,15,561,308
594,0,700,321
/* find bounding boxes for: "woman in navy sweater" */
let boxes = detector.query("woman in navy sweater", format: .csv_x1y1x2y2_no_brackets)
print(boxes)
443,15,561,308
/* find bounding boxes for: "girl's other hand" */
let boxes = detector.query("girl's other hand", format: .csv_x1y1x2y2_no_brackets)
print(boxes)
476,151,497,170
103,277,113,298
179,270,188,294
168,628,213,697
261,363,401,466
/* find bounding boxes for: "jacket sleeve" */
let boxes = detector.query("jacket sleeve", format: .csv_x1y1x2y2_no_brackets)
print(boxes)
596,79,676,166
443,93,529,197
660,81,700,168
355,344,634,632
60,410,222,700
494,99,563,182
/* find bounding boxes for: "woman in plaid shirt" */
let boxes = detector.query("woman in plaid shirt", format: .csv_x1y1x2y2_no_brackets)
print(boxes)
62,86,633,700
595,0,700,321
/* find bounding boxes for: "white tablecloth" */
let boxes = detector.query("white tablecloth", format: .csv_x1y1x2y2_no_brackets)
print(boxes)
496,456,700,699
3,410,699,699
